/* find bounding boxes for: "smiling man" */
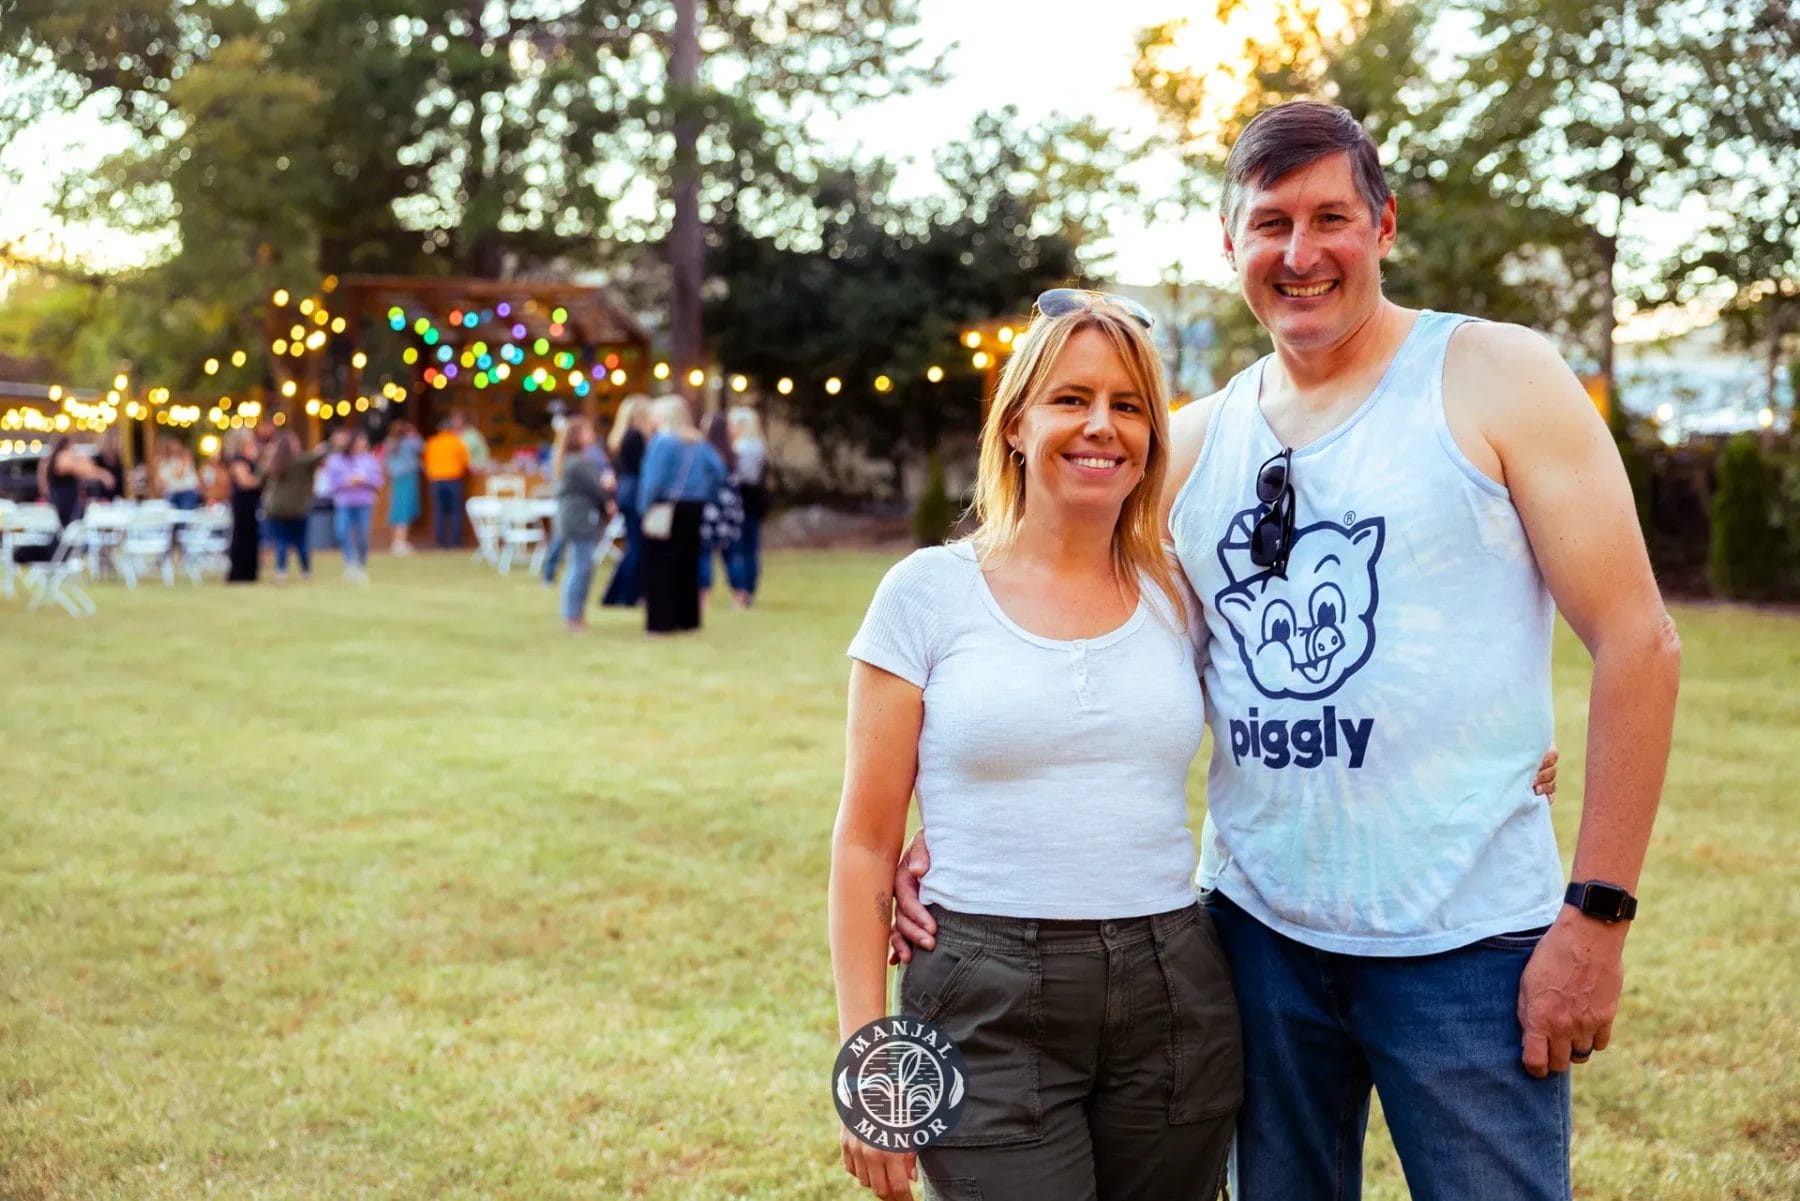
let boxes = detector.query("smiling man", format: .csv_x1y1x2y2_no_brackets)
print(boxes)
1156,100,1682,1200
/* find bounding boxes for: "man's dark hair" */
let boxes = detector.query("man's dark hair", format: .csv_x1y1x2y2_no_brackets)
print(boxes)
1221,100,1393,232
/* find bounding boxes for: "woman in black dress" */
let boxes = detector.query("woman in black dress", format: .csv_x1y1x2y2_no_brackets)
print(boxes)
224,430,264,583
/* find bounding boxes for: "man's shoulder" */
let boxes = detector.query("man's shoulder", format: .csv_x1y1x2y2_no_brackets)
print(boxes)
1447,321,1573,385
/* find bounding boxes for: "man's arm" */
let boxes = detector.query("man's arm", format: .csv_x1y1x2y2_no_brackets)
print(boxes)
1452,323,1682,1077
1159,390,1223,536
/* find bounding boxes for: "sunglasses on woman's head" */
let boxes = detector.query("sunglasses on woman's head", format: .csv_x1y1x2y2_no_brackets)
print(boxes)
1035,288,1156,330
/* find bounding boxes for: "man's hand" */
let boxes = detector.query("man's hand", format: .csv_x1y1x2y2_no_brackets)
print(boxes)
886,829,934,965
841,1126,916,1200
1517,907,1628,1077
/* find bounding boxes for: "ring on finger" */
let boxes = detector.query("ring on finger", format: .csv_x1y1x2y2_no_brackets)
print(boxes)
1570,1045,1594,1061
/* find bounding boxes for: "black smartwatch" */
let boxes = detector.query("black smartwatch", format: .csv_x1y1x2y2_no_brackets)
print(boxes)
1564,879,1638,923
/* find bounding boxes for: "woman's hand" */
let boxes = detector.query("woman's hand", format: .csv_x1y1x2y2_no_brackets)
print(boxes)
1533,745,1559,800
840,1126,916,1200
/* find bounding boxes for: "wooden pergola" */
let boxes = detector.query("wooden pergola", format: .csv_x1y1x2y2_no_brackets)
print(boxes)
321,275,654,451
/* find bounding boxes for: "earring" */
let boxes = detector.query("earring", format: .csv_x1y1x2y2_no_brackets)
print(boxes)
1009,447,1025,467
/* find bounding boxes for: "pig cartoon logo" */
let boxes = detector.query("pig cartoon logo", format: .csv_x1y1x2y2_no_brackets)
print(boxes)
1213,508,1384,701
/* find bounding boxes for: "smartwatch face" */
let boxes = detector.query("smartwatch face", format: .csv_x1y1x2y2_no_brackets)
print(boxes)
1586,884,1630,919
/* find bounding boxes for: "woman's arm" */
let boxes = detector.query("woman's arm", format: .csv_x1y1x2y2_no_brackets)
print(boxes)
830,662,922,1037
831,661,925,1199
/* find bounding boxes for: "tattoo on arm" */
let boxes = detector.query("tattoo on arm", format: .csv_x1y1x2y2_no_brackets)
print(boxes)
875,891,892,926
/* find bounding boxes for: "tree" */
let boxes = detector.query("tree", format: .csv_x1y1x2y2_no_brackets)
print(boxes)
1451,0,1763,398
704,154,1077,489
1129,0,1607,376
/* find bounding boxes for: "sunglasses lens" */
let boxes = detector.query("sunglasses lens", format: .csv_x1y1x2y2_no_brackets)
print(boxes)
1034,289,1155,330
1036,289,1081,318
1257,462,1287,504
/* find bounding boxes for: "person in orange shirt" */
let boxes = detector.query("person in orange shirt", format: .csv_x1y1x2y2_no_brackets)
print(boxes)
423,412,472,549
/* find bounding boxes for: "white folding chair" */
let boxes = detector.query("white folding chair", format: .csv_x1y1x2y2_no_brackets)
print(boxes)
178,508,233,583
465,496,504,568
118,506,177,588
495,499,548,575
24,518,97,617
0,499,17,599
81,501,132,580
486,473,526,499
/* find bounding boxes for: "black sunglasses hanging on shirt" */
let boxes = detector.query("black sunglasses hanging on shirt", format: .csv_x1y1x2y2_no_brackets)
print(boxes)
1250,447,1296,577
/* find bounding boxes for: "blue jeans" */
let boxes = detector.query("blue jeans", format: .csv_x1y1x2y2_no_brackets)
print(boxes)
726,513,761,597
1206,891,1571,1201
560,539,598,622
269,516,310,575
542,534,566,583
334,503,373,567
430,479,463,548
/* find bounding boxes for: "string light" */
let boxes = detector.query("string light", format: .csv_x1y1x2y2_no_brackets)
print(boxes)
927,366,944,382
825,377,842,395
686,368,705,387
272,289,290,306
777,378,794,395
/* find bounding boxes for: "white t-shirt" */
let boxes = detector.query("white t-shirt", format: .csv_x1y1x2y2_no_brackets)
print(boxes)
847,543,1208,919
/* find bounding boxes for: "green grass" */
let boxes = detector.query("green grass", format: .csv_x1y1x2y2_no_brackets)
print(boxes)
2,551,1796,1200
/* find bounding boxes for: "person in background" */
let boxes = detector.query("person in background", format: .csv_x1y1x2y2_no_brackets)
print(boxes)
324,427,384,582
223,428,264,583
552,416,614,631
697,409,741,608
601,394,653,608
384,419,423,555
90,427,126,503
725,406,769,608
38,436,115,526
459,409,492,472
156,440,202,510
637,395,726,635
200,443,231,506
423,413,472,550
262,428,330,583
542,416,615,587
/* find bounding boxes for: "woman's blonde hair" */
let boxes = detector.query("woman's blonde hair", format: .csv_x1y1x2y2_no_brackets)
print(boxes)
650,394,697,438
967,299,1184,621
608,394,650,453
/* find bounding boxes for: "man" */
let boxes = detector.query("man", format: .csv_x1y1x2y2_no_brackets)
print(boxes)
423,412,472,550
894,101,1679,1199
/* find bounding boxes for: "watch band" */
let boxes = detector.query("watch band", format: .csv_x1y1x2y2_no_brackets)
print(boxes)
1565,879,1638,923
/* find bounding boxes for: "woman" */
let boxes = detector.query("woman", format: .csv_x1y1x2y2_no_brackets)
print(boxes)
384,420,423,555
91,427,126,503
262,428,329,583
552,416,612,631
831,295,1240,1201
156,441,202,510
637,395,726,635
697,409,741,608
724,406,768,608
323,428,384,581
37,436,115,527
223,429,263,583
600,395,652,607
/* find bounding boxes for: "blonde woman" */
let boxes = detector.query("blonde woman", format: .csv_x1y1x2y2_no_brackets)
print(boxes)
831,293,1240,1200
602,395,654,607
636,395,725,633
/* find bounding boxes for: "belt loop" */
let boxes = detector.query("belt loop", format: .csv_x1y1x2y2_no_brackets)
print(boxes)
1024,919,1038,953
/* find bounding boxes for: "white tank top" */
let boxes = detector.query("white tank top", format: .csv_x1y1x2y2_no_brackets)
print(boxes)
1170,311,1563,955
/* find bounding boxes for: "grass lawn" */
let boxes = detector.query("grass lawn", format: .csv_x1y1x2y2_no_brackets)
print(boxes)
2,550,1796,1200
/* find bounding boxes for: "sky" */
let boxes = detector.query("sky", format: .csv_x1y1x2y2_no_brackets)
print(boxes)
0,0,1226,289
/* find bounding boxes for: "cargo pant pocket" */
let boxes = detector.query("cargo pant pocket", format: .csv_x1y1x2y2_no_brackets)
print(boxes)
1155,910,1245,1123
900,939,1043,1148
